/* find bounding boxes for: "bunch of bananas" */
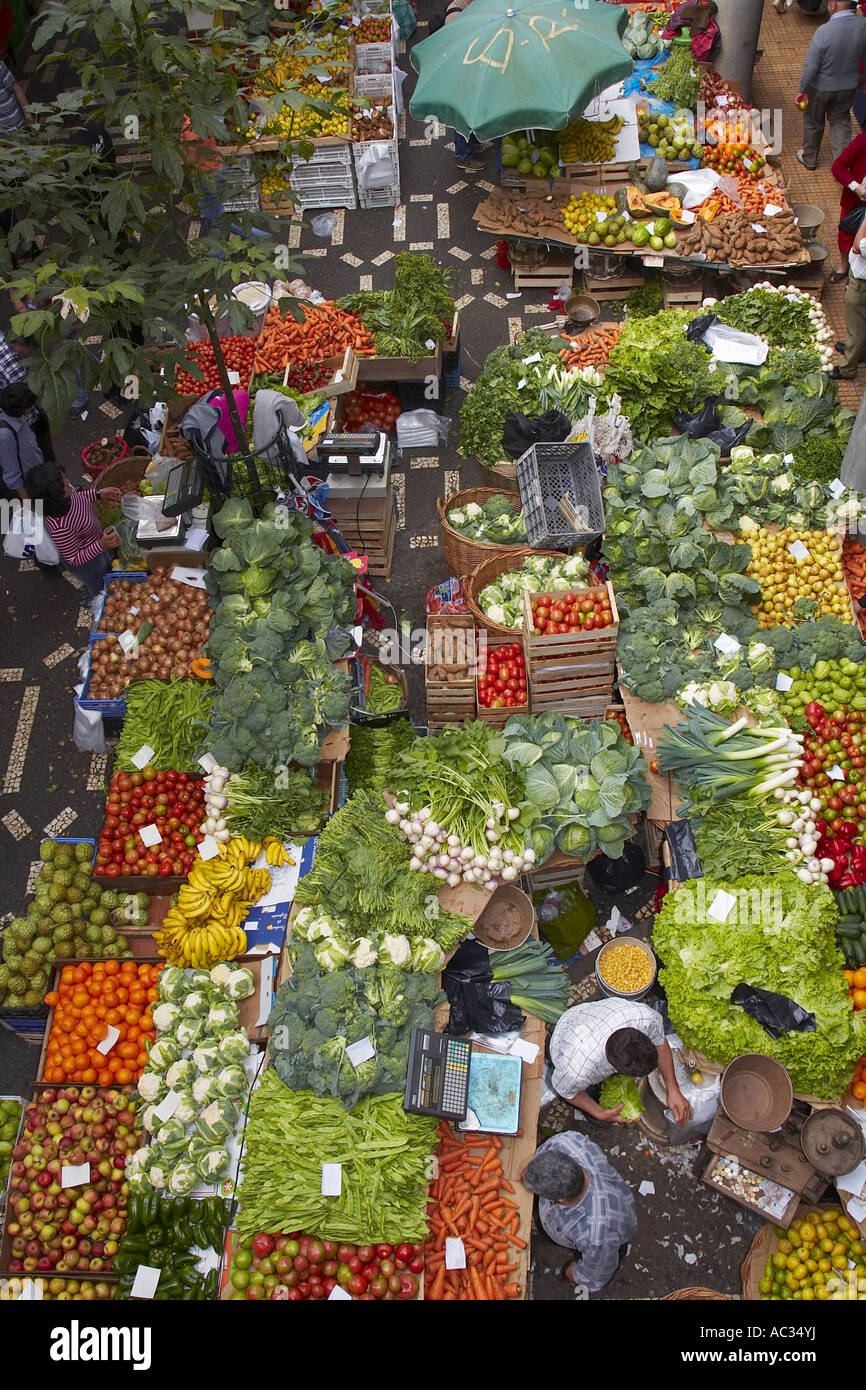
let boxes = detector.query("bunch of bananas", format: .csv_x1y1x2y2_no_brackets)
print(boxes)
264,837,295,868
154,837,271,969
559,114,624,165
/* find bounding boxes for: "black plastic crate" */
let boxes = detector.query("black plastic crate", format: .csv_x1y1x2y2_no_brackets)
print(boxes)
516,441,605,550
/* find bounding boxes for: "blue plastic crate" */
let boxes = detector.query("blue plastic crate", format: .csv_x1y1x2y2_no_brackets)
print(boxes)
89,571,148,638
77,634,128,716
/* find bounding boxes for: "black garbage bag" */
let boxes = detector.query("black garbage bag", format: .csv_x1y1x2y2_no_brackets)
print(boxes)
674,398,719,437
686,312,719,344
707,419,753,454
502,409,571,458
665,821,702,882
442,939,525,1035
730,983,816,1039
586,839,646,893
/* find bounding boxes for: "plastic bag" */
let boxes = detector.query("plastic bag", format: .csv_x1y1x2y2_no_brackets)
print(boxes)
704,323,768,367
396,410,452,447
72,681,106,753
586,840,646,893
665,820,702,882
442,939,525,1035
503,409,571,458
425,578,466,615
655,1040,721,1143
533,883,596,961
674,397,719,436
355,142,397,191
115,517,143,569
707,420,753,454
730,983,816,1038
310,213,335,238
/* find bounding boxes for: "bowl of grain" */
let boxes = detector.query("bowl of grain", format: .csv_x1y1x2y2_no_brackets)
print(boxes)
595,936,657,999
473,885,535,952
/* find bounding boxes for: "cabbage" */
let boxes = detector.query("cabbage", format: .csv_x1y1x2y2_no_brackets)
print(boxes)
409,937,445,973
598,1074,644,1120
214,1064,248,1099
218,1030,251,1065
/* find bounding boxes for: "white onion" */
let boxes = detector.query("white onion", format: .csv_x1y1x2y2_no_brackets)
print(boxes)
385,808,400,825
796,868,814,884
502,849,515,864
474,855,488,870
446,871,461,887
777,810,794,826
507,807,521,821
523,848,537,864
819,857,836,872
409,857,422,871
433,867,448,880
459,846,474,862
427,822,440,837
786,837,799,850
501,866,518,882
215,829,231,843
447,834,461,848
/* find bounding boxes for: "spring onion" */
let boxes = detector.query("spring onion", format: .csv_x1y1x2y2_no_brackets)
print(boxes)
489,940,571,1024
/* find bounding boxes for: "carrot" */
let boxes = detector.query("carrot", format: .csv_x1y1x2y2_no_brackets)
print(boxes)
504,1282,522,1298
427,1265,447,1301
486,1275,498,1300
443,1290,457,1300
510,1235,528,1250
469,1265,489,1300
499,1179,515,1193
482,1249,497,1272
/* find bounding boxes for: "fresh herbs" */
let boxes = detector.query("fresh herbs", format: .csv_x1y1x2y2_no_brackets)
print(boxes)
458,329,566,467
648,46,700,109
603,310,714,439
221,762,329,841
692,797,796,879
345,718,417,794
115,679,214,773
338,252,455,360
714,287,814,348
653,873,866,1099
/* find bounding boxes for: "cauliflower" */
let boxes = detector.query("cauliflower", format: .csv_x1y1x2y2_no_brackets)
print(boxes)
737,514,759,535
209,963,233,988
192,1043,220,1073
140,1104,161,1134
747,641,773,673
447,508,467,526
380,934,411,969
167,1160,198,1195
483,603,506,626
206,1002,239,1034
770,472,793,495
315,939,351,972
409,937,445,973
137,1071,165,1104
218,1029,250,1065
352,937,378,969
165,1058,196,1092
151,1002,180,1034
148,1165,167,1190
224,968,255,1000
180,990,210,1016
192,1073,219,1107
175,1018,205,1050
463,502,483,520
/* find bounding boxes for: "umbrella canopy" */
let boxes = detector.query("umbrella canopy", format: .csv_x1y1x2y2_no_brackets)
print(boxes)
409,0,632,141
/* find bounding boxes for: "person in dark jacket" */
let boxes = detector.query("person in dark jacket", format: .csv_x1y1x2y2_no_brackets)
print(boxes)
797,0,866,168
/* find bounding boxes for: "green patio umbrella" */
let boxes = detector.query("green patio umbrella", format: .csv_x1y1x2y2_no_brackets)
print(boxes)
409,0,632,141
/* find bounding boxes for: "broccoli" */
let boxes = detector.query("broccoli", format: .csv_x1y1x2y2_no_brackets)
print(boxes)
314,1007,342,1038
792,595,819,622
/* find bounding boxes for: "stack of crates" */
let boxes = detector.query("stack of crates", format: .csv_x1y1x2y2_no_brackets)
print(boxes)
222,154,261,214
353,0,395,101
353,69,400,208
289,143,358,210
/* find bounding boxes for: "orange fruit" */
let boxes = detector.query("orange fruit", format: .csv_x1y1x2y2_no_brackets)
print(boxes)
844,970,855,985
98,1069,113,1086
851,1081,866,1101
853,989,866,1010
853,968,866,990
104,959,119,975
44,991,59,1008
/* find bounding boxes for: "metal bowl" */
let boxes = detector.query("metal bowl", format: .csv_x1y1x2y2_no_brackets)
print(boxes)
791,203,825,239
808,240,829,264
595,935,657,1000
720,1054,792,1132
473,885,535,952
564,293,600,327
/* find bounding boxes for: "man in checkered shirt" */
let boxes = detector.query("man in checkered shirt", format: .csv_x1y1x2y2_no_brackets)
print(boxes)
0,332,55,463
548,997,692,1126
521,1131,637,1292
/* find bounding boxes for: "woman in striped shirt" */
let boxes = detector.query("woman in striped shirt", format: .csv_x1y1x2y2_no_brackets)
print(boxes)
26,463,122,599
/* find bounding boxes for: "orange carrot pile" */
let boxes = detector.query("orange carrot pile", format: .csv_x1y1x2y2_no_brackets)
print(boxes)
843,539,866,636
253,300,376,374
735,178,786,217
424,1123,525,1301
558,322,623,371
694,188,742,221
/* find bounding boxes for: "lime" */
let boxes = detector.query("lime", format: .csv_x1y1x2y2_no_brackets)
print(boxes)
233,1250,253,1270
231,1268,250,1290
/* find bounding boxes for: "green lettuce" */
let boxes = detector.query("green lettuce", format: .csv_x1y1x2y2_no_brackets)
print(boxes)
598,1075,644,1120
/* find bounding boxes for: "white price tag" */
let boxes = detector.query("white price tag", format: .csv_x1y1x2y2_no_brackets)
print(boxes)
328,1284,352,1300
117,629,137,654
351,13,360,23
199,753,217,774
198,835,220,861
717,94,729,107
775,672,793,692
153,1090,180,1123
128,606,140,616
314,71,332,83
516,378,527,389
830,478,847,498
170,566,207,589
131,744,156,770
227,370,241,386
828,765,846,781
714,633,741,657
96,1024,121,1056
16,1280,43,1300
321,1163,342,1196
707,889,737,923
643,255,664,268
61,1163,90,1188
750,223,766,234
522,352,542,364
679,209,696,225
346,1036,376,1067
424,339,436,350
130,1265,161,1300
506,293,522,299
138,823,162,847
510,1038,541,1064
783,453,795,465
445,1238,466,1270
788,540,810,561
743,157,754,171
763,203,782,217
595,209,607,223
149,592,160,602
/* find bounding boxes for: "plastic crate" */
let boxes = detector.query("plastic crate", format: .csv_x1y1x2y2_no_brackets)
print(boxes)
77,634,128,716
515,441,605,550
89,570,147,638
353,70,393,100
354,40,393,73
292,144,353,170
291,186,358,210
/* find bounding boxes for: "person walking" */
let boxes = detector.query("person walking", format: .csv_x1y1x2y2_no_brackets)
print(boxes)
0,58,28,132
830,129,866,280
521,1130,637,1292
443,0,486,173
829,218,866,377
0,339,56,461
24,462,122,600
0,383,45,500
797,0,866,169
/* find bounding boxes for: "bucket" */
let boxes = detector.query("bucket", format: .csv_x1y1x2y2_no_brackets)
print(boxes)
473,885,535,952
719,1053,792,1131
791,203,824,239
595,935,657,999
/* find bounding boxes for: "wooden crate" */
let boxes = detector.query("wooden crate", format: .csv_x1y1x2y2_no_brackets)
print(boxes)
523,583,619,665
662,278,704,307
425,615,476,730
582,269,645,302
513,257,574,291
527,849,589,892
524,584,617,713
335,499,396,578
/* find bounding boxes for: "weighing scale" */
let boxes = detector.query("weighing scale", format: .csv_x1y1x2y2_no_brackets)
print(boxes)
313,432,390,492
403,1029,523,1134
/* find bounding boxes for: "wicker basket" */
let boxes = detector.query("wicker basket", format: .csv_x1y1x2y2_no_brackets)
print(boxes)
466,546,599,641
80,434,128,475
661,1288,731,1301
437,488,526,578
486,458,518,488
95,448,151,492
741,1203,845,1300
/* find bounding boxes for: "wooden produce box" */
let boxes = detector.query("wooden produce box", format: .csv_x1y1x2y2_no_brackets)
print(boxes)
526,848,589,892
425,615,476,732
523,584,617,716
702,1152,800,1228
327,490,396,580
582,269,646,302
317,346,360,398
357,341,443,384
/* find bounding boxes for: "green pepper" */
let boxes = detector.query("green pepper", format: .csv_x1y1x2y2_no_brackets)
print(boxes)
146,1224,167,1249
142,1190,160,1226
173,1195,191,1222
814,660,830,681
159,1198,174,1229
174,1217,195,1249
154,1274,183,1299
127,1194,143,1231
205,1220,225,1253
204,1268,218,1301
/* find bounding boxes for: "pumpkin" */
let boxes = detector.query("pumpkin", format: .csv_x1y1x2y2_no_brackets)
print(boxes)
644,156,669,192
